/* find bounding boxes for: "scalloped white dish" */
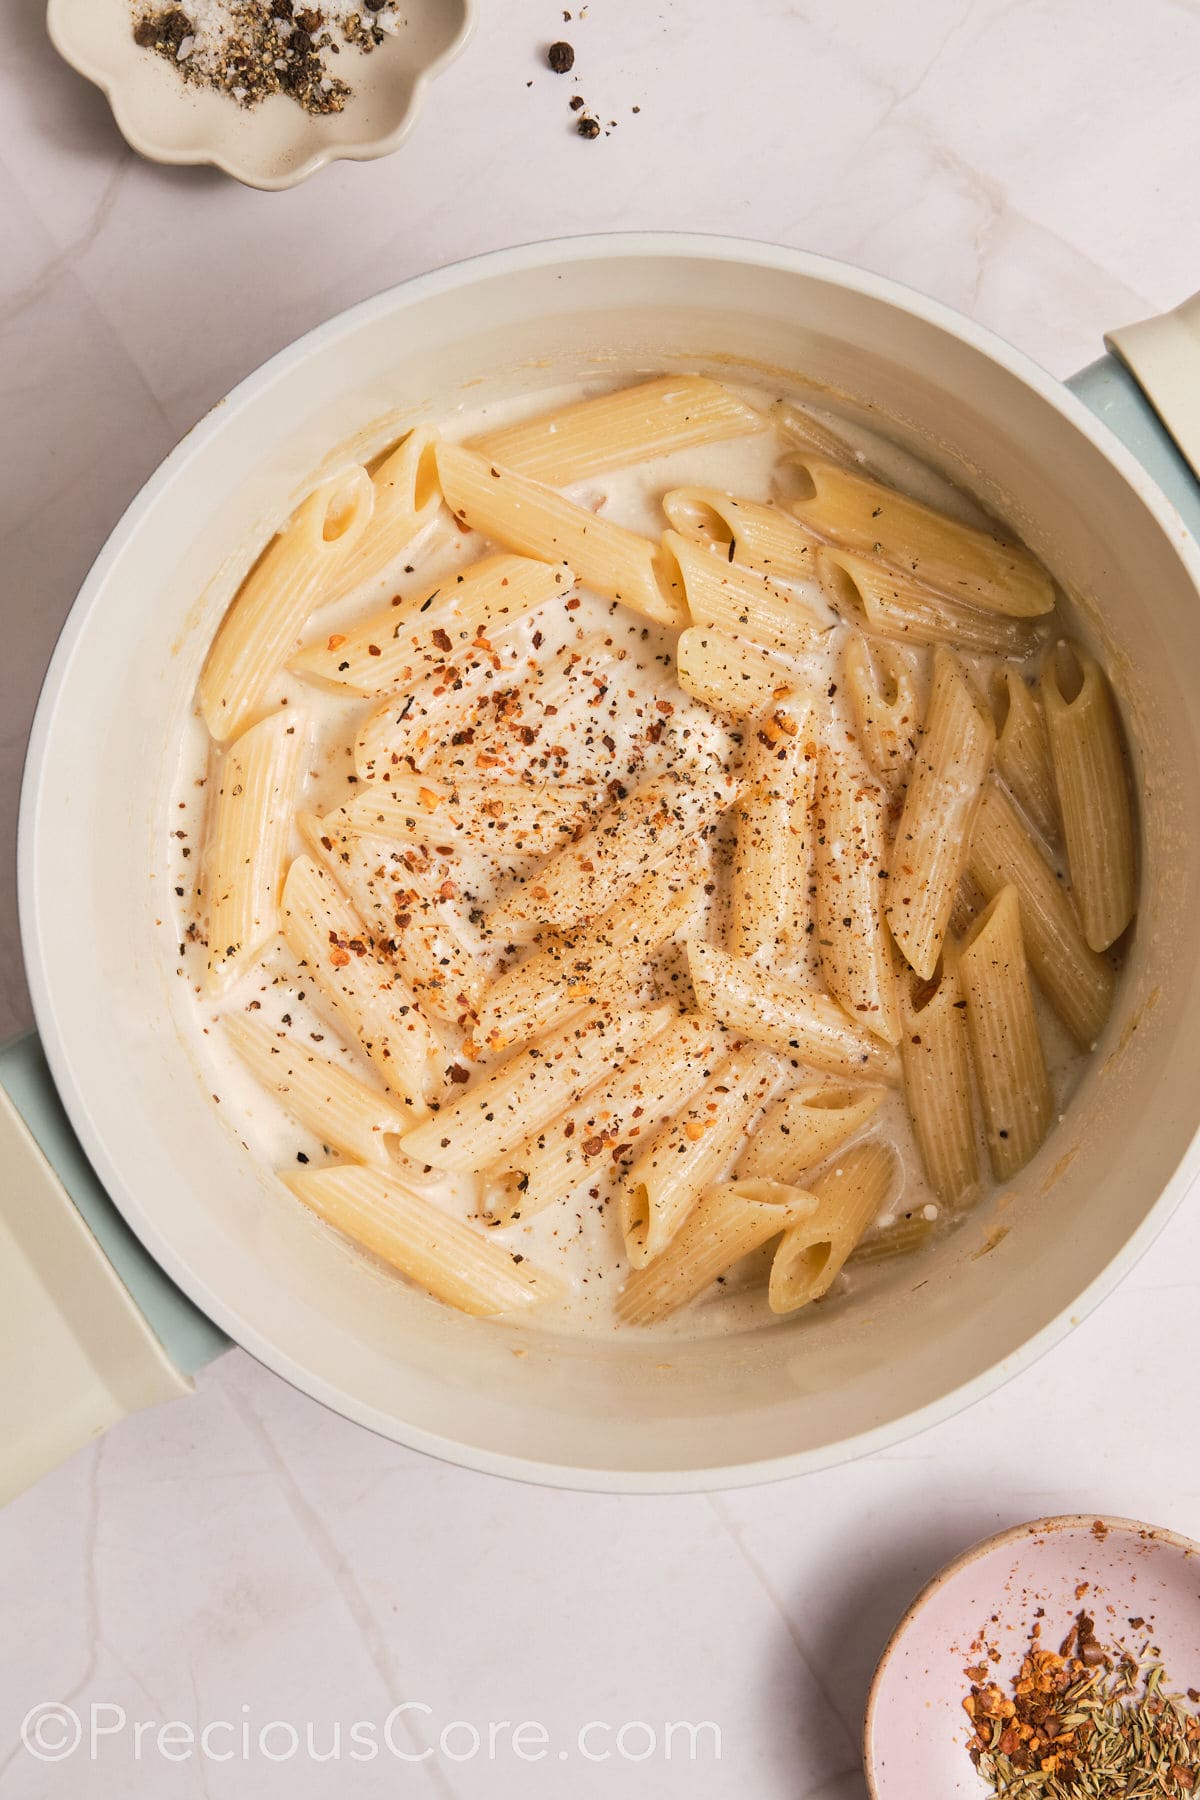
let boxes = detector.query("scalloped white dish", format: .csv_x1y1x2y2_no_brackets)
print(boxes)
47,0,475,190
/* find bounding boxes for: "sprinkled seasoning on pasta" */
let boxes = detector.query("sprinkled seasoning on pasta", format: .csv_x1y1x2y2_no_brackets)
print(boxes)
172,372,1136,1335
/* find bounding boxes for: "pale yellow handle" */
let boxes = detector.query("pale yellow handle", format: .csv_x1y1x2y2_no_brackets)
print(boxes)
1106,293,1200,483
0,1086,190,1503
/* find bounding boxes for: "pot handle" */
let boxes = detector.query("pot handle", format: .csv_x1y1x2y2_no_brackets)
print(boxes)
1105,293,1200,487
0,1035,227,1503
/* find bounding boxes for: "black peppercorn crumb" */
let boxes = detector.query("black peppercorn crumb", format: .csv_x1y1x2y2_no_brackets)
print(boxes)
577,114,601,138
548,39,575,72
569,93,585,110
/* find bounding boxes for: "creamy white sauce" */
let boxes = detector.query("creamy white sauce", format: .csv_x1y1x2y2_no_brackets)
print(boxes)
168,377,1097,1339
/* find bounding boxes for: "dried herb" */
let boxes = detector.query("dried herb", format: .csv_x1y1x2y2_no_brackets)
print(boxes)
965,1612,1200,1796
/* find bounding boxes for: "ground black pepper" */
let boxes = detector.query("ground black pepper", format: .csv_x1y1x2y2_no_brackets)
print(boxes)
130,0,405,114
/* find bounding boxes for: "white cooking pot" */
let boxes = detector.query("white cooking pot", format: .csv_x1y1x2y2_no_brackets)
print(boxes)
17,238,1200,1492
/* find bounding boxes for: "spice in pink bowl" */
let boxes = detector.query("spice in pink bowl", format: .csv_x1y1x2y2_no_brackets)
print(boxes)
864,1515,1200,1798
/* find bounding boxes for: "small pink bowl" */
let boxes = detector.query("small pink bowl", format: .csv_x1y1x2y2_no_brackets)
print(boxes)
864,1514,1200,1796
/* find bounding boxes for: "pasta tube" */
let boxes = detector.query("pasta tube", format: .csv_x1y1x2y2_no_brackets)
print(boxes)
353,631,532,781
789,457,1055,618
469,376,764,484
483,1011,724,1225
675,627,800,717
325,778,597,860
729,702,815,958
295,813,485,1025
473,844,705,1051
488,771,737,932
283,1163,565,1316
886,648,996,980
199,466,373,742
992,668,1059,844
663,487,823,583
849,1214,938,1264
322,427,442,605
687,940,901,1082
205,709,308,993
435,442,685,626
813,753,900,1041
958,885,1052,1179
399,1004,668,1172
224,1015,412,1166
897,946,980,1208
817,547,1045,659
734,1085,885,1184
1040,641,1136,951
768,1142,898,1313
280,855,443,1117
292,553,571,695
966,780,1115,1047
619,1044,781,1267
617,1180,818,1325
841,633,921,794
660,530,824,654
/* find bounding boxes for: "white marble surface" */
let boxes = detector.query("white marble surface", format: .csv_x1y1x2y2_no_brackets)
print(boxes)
3,0,1200,1793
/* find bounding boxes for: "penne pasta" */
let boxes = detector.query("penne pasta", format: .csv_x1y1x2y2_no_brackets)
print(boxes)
773,402,992,527
886,648,996,981
788,456,1055,618
660,530,825,655
841,633,921,794
729,701,815,959
958,886,1053,1179
687,940,902,1081
292,552,573,696
1040,641,1136,952
435,442,685,626
675,626,800,717
619,1044,781,1267
323,778,597,860
966,780,1115,1047
399,1004,669,1172
848,1213,938,1264
352,631,533,782
992,667,1059,845
295,811,486,1025
734,1085,885,1184
817,546,1046,659
323,427,443,605
483,1010,724,1226
199,466,374,742
768,1141,898,1313
663,487,824,583
487,770,737,933
771,398,868,469
280,855,443,1117
205,709,308,993
177,369,1141,1333
473,845,705,1051
224,1014,413,1166
469,376,765,484
284,1163,565,1316
813,752,900,1041
617,1179,819,1325
897,946,981,1208
949,870,987,939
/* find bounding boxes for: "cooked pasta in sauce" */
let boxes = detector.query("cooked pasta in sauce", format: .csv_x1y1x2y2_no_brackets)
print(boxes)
169,373,1137,1336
